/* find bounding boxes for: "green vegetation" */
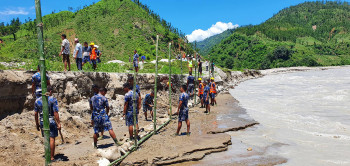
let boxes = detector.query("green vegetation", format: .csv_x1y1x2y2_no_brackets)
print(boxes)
195,29,234,56
0,0,193,72
209,1,350,70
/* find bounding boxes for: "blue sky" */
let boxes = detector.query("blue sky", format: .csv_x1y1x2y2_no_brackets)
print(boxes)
0,0,344,41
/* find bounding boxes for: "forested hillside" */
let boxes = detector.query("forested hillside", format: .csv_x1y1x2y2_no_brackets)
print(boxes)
209,1,350,70
195,29,234,56
0,0,193,71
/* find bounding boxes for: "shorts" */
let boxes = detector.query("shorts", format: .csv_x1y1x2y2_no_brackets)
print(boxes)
93,113,113,134
178,108,189,122
62,54,70,63
187,84,194,94
134,61,138,68
83,56,90,63
91,59,97,65
40,121,58,138
143,105,152,112
210,93,216,99
199,94,203,100
35,91,41,99
125,111,138,126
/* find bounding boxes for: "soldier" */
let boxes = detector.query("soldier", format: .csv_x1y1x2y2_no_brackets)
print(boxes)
187,72,195,99
91,87,121,148
203,81,211,114
175,85,190,136
32,65,50,98
34,86,61,161
123,83,141,140
209,77,217,106
143,91,154,121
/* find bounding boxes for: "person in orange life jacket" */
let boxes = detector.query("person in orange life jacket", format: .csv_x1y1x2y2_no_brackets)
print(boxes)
209,77,217,106
90,43,97,70
198,78,204,108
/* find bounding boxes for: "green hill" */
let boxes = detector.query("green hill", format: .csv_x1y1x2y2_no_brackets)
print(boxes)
0,0,193,72
209,1,350,70
195,29,235,56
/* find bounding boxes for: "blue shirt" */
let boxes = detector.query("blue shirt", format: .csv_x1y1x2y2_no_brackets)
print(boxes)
32,72,50,90
179,92,189,110
130,84,140,96
133,53,139,63
203,86,210,99
34,96,59,123
187,76,195,84
74,43,83,58
125,90,139,112
141,56,146,60
143,94,154,106
90,94,109,114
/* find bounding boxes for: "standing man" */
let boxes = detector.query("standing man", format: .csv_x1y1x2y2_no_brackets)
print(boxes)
205,60,209,71
123,83,141,141
188,56,193,74
90,43,97,70
198,78,204,108
95,45,102,63
187,72,195,100
143,91,154,121
89,85,104,140
175,85,190,136
59,34,71,72
74,38,83,71
91,87,121,148
133,50,139,72
34,86,61,161
32,65,50,98
203,81,210,114
198,59,202,76
82,42,92,67
210,77,217,106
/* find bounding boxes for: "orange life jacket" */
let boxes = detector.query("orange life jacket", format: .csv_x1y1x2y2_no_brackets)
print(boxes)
198,83,204,95
210,82,216,93
90,48,97,60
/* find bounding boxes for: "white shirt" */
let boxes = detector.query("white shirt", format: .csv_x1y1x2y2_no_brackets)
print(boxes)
74,43,83,58
61,39,70,55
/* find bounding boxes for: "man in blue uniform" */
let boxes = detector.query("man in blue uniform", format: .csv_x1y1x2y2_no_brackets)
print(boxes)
187,72,195,99
32,65,51,98
143,91,154,121
91,87,121,148
176,85,190,136
133,50,139,72
123,83,141,141
203,81,211,114
34,86,60,161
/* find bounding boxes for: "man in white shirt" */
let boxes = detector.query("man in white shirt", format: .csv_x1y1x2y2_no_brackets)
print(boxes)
74,38,83,71
59,34,70,72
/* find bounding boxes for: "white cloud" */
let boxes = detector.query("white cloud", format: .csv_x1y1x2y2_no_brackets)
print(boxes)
186,22,239,42
0,7,30,16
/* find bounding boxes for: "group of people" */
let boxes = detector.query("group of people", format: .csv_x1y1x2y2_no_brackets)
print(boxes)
59,34,102,72
186,55,215,78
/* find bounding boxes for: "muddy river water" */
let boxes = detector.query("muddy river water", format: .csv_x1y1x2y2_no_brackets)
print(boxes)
196,67,350,166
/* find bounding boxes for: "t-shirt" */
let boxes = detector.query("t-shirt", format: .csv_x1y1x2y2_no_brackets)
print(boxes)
32,72,50,90
83,46,92,57
133,53,139,63
90,94,109,114
61,39,70,55
198,62,202,68
143,94,154,106
203,86,210,99
179,92,189,110
141,56,146,60
34,96,59,124
74,43,83,58
124,90,139,112
187,76,195,84
130,84,140,96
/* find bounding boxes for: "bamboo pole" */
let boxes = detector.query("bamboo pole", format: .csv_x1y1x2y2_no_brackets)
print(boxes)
168,43,172,119
132,65,137,147
34,0,50,165
153,35,159,134
194,42,197,105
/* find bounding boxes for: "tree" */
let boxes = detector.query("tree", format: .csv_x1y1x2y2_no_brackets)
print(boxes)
9,18,21,41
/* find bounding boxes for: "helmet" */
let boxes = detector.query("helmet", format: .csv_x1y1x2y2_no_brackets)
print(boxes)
90,42,95,46
211,77,214,80
198,78,202,81
167,82,169,85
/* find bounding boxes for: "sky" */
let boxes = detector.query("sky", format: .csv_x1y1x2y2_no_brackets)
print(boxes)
0,0,344,42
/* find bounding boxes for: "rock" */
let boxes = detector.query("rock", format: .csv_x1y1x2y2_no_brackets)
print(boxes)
97,158,110,166
98,147,121,161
